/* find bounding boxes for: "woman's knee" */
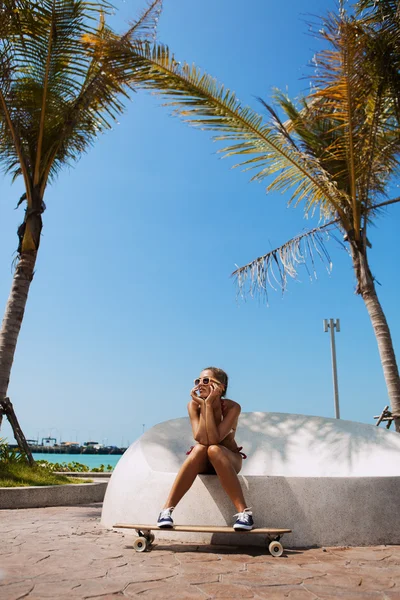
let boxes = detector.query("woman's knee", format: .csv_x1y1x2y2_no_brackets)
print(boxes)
189,444,208,461
207,444,225,463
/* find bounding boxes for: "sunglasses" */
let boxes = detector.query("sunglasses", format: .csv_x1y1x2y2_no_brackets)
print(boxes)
194,377,221,387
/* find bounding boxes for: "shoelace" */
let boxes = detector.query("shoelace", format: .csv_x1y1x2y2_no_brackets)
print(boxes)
233,508,252,522
159,508,173,519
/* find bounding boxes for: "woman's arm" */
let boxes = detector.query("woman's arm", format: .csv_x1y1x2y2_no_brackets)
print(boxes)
206,400,241,444
187,400,208,445
205,402,220,445
203,382,241,444
216,402,241,442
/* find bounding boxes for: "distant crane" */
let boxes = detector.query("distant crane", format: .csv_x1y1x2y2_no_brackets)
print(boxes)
42,437,57,446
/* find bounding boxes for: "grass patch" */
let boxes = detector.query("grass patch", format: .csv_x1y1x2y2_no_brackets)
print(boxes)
0,462,91,487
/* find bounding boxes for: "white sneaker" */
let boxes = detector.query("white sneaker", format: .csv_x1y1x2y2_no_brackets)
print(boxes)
157,507,174,528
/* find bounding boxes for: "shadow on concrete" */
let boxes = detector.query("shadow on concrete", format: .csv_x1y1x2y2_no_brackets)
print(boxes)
143,412,400,477
237,412,400,475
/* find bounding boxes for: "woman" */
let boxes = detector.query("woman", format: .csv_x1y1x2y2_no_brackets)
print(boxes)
157,367,254,530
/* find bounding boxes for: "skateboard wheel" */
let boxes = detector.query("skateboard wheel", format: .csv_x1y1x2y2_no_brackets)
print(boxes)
147,533,155,544
133,537,148,552
269,541,283,557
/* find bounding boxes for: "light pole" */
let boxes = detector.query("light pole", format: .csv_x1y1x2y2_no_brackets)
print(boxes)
323,318,341,419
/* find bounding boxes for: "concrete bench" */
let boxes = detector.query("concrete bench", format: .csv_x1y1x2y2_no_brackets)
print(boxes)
101,412,400,547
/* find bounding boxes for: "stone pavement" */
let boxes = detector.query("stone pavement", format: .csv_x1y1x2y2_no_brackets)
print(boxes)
0,504,399,600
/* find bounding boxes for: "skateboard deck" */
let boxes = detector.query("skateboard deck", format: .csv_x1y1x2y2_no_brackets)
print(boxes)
114,523,292,556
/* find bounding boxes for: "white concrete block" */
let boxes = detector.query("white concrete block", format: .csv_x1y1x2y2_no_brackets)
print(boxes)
101,412,400,547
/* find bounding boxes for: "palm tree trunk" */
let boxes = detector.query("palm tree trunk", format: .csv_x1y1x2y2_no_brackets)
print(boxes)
350,243,400,432
0,397,34,465
0,251,37,409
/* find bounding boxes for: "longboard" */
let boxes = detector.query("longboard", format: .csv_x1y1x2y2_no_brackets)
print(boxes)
114,523,292,556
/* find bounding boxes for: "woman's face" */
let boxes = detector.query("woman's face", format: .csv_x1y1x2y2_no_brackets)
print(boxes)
196,369,220,399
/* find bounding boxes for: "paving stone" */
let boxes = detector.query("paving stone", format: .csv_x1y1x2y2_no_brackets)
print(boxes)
0,580,35,600
321,570,397,591
304,584,386,599
197,582,255,597
103,564,178,581
1,506,399,600
31,577,134,598
34,567,109,584
219,553,262,563
221,568,322,587
125,581,210,599
253,585,318,599
25,580,86,598
245,561,317,573
177,559,246,577
121,580,173,597
78,596,125,600
329,547,395,562
171,551,222,563
135,553,181,568
294,560,349,574
0,564,33,583
172,571,220,585
29,597,97,600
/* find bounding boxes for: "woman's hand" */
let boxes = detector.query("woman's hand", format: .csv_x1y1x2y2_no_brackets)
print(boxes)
190,386,204,407
205,382,224,405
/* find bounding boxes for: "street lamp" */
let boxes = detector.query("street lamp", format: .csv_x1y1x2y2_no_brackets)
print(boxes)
323,318,341,419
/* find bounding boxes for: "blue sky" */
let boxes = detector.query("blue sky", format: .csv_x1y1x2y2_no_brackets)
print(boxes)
1,0,399,447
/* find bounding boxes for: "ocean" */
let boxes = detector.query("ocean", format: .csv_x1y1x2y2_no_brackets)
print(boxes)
31,453,122,470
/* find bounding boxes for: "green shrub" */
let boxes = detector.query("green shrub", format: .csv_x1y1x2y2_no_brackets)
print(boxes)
35,460,113,472
91,463,114,472
35,459,90,472
0,438,27,464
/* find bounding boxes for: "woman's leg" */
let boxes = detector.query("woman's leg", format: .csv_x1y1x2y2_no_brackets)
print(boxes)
162,444,210,509
207,445,247,512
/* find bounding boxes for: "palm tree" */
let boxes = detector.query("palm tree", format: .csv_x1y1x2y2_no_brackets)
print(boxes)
113,7,400,428
0,0,164,442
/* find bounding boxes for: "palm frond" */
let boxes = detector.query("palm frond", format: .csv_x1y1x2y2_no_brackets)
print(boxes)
0,1,35,192
273,86,400,219
0,1,159,197
267,90,356,192
116,41,351,226
357,0,400,127
356,0,400,22
310,15,373,238
39,3,165,190
324,13,400,225
0,1,101,195
122,0,163,42
266,13,400,243
41,16,138,190
232,221,341,303
368,196,400,213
